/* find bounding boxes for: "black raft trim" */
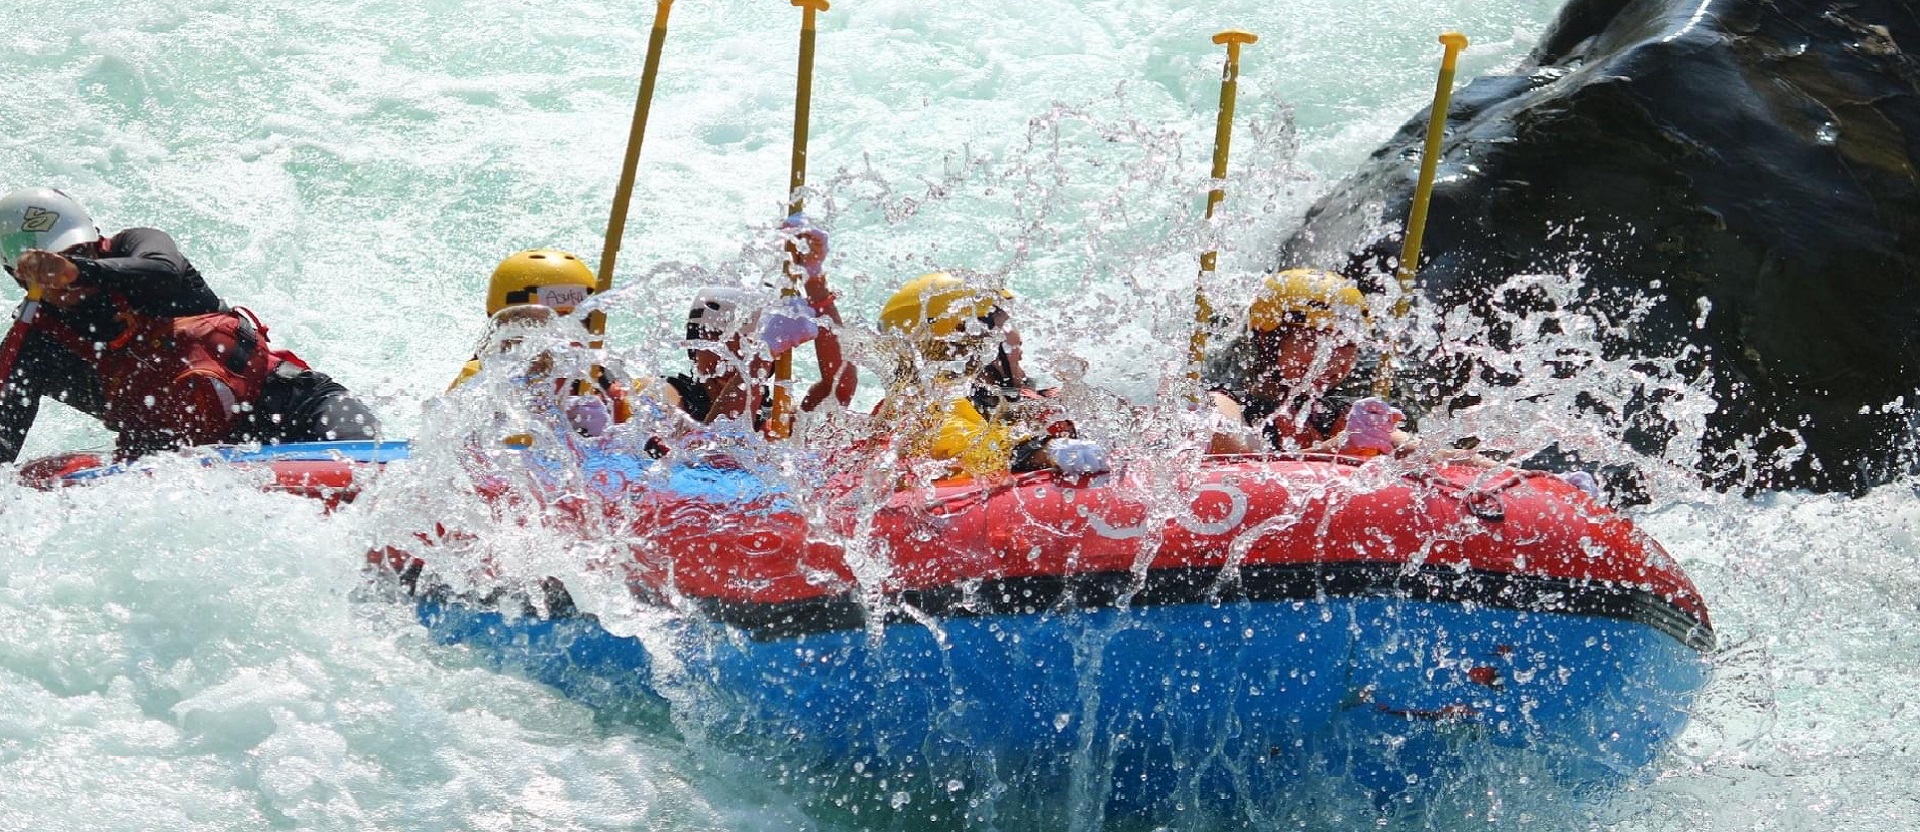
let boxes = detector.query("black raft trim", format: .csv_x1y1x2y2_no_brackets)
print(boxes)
696,562,1716,653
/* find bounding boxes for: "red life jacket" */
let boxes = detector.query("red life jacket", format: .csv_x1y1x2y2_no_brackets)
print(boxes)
40,302,308,451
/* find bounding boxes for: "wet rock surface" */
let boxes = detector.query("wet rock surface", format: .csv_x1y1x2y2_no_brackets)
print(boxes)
1282,0,1920,492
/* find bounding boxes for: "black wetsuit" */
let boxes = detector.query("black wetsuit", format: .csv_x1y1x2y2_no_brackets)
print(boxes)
0,228,379,462
664,373,716,424
666,371,784,432
1212,386,1355,450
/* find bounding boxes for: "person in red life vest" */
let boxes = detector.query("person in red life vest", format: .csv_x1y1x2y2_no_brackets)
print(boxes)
662,286,766,425
1205,268,1412,457
661,213,856,427
0,187,379,462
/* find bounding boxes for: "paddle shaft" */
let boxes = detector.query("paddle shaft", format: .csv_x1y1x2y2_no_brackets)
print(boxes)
594,0,676,336
1192,30,1257,374
1392,32,1469,318
1374,32,1468,399
788,0,826,218
770,0,829,439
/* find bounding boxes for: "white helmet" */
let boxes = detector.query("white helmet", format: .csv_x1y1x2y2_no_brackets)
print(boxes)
684,287,755,360
686,287,752,336
0,188,99,269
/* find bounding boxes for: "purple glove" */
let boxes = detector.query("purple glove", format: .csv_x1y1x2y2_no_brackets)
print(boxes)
1342,397,1406,456
565,396,613,438
758,296,821,353
1048,439,1111,477
1556,470,1602,499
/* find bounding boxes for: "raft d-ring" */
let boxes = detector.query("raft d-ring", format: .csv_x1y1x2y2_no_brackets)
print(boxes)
1463,489,1506,522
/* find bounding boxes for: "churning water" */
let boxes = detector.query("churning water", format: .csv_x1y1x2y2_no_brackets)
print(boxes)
1,1,1913,829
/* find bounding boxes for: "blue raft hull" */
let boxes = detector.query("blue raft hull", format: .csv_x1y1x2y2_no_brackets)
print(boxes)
420,590,1707,812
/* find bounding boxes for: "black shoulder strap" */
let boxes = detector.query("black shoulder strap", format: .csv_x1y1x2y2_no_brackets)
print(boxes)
666,373,711,422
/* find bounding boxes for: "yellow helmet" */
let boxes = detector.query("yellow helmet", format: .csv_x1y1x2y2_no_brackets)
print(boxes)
1247,268,1368,332
878,272,1013,343
486,249,597,316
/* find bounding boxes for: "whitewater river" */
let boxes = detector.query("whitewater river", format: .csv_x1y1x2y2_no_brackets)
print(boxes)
2,1,1915,829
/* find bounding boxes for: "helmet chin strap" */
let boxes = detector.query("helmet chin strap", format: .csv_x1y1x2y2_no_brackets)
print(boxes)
982,343,1025,390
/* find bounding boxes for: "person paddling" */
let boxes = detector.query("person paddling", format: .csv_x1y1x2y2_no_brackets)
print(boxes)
457,216,854,441
876,271,1108,479
451,248,637,443
0,187,379,462
662,214,855,427
1205,268,1411,457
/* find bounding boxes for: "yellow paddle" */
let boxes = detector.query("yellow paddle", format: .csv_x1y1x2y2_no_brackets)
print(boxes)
1191,30,1258,376
1375,31,1468,398
769,0,829,439
1393,32,1469,318
594,0,676,337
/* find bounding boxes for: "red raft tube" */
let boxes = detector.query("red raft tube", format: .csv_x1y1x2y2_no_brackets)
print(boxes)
20,440,409,510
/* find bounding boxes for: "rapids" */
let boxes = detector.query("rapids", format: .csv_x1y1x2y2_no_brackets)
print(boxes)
1,1,1912,829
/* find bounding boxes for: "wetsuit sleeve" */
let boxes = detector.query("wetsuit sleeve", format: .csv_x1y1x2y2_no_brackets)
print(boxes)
69,228,223,315
1310,396,1353,439
0,329,104,463
0,342,43,463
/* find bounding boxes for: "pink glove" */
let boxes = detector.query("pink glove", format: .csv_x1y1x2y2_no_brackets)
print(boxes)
1341,397,1405,456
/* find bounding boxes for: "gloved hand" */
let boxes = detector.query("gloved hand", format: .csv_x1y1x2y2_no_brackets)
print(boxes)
758,295,821,353
1341,396,1406,456
782,213,829,279
1556,470,1603,500
564,395,613,438
15,250,87,306
1047,438,1111,478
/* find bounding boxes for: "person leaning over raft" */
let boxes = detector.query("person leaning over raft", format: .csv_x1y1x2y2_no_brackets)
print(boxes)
664,214,856,426
0,187,379,462
1205,268,1412,457
875,271,1109,480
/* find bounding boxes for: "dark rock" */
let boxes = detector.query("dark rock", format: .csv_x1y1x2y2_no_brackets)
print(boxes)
1282,0,1920,493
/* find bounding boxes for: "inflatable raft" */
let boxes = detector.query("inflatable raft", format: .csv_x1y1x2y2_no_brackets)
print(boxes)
27,439,1715,813
386,443,1714,815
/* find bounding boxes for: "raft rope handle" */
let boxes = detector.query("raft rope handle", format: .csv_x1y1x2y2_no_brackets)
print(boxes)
1403,466,1538,522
